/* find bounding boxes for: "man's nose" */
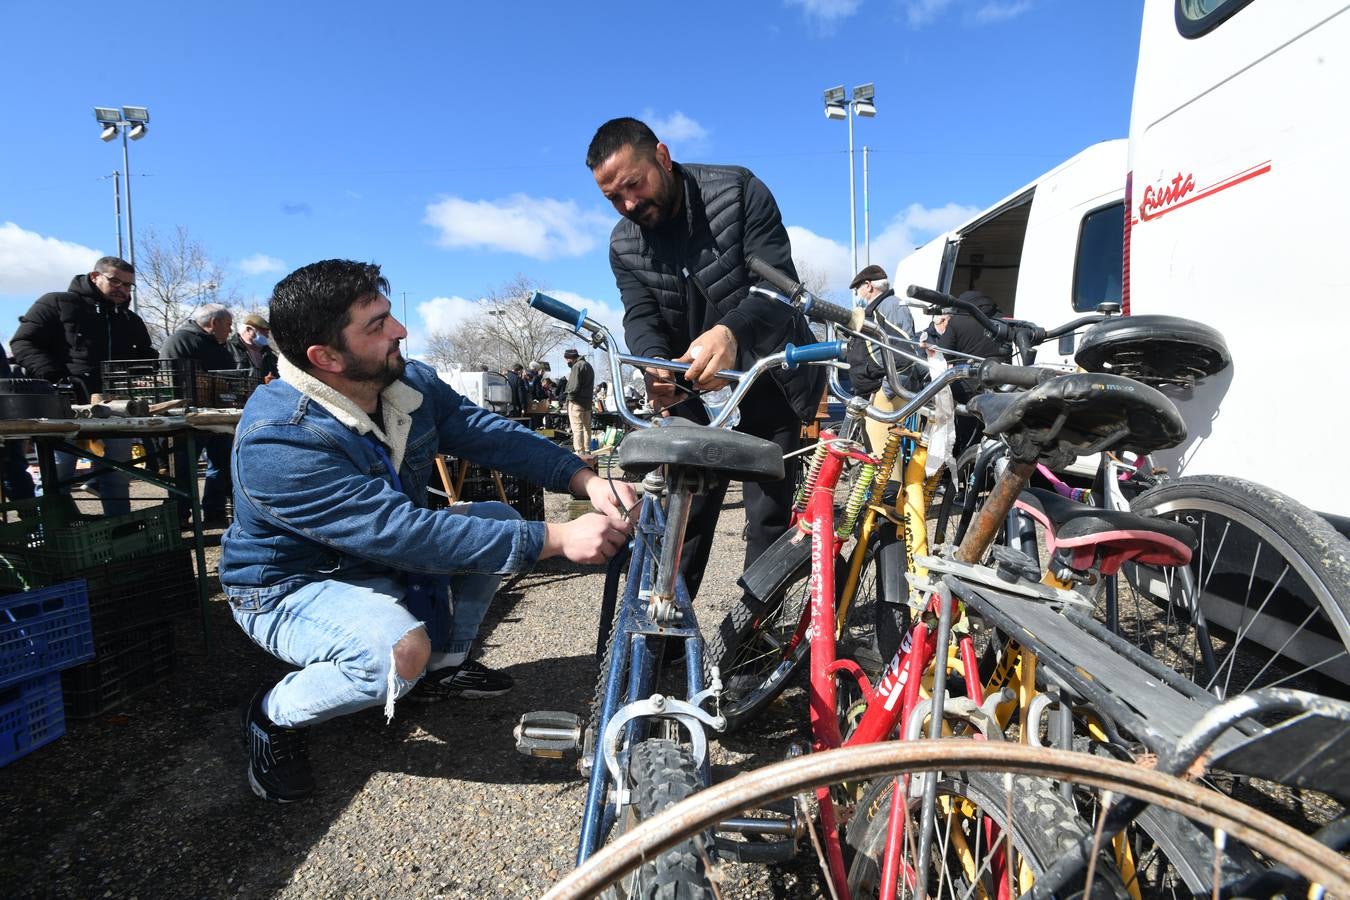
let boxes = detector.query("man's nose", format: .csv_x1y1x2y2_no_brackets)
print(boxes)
623,196,642,213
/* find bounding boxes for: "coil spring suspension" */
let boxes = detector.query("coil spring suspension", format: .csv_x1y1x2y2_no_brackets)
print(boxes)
876,430,903,486
793,441,829,513
837,463,877,537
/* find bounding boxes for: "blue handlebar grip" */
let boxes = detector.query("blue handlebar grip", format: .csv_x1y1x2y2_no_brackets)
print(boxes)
784,341,846,370
529,291,587,333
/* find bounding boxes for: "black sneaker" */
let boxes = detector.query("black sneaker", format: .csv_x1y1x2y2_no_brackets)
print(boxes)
243,688,315,802
407,659,514,702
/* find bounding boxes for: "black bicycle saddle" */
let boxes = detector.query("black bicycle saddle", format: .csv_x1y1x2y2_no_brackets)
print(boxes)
618,419,785,483
968,372,1186,467
1075,314,1230,385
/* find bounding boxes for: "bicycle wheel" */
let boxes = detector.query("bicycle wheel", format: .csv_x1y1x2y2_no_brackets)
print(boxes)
931,441,1000,549
704,525,903,734
845,766,1128,899
602,738,716,900
545,742,1350,900
1118,475,1350,700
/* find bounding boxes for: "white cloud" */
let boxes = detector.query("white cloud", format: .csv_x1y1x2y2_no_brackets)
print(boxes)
641,110,710,156
423,194,611,260
903,0,1031,27
417,295,484,336
239,253,286,276
0,222,102,297
788,201,980,294
971,1,1032,24
786,0,863,27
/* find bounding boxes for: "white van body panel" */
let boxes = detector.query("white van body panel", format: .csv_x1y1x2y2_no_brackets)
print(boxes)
891,140,1127,361
437,368,512,414
1127,0,1350,518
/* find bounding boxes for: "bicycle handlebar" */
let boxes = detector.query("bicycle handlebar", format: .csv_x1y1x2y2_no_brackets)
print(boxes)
528,290,847,431
747,255,858,328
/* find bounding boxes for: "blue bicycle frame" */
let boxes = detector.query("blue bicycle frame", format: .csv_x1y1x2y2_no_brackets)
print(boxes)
576,475,711,864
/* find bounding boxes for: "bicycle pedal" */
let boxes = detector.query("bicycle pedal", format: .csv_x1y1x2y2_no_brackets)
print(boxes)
513,710,582,759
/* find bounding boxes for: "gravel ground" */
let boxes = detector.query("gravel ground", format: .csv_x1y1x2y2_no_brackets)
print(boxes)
0,479,825,899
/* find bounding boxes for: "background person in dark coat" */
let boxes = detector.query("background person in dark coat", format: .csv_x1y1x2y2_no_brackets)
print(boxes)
586,116,823,600
10,256,155,515
933,289,1012,455
162,304,237,525
227,313,280,381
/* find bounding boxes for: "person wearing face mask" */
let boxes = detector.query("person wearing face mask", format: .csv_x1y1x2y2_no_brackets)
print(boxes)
10,256,156,516
228,313,280,382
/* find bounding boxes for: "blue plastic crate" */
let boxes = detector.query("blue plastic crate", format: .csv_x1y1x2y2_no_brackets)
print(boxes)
0,672,66,766
0,581,95,689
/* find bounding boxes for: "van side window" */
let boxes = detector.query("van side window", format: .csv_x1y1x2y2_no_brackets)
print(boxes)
1072,201,1125,312
1176,0,1254,37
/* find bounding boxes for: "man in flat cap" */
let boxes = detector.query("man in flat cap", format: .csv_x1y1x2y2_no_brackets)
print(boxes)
561,347,594,453
845,264,916,483
229,312,280,382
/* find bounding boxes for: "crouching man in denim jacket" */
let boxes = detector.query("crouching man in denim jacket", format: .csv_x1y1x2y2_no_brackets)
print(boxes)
220,259,638,802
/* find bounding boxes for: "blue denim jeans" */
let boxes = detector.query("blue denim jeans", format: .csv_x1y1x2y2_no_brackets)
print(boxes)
54,437,134,517
231,501,518,727
175,434,233,518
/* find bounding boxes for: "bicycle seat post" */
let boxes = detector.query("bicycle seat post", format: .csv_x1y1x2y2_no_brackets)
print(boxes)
648,465,711,618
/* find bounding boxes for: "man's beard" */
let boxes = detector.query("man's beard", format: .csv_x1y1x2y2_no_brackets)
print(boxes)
624,168,680,228
340,346,406,388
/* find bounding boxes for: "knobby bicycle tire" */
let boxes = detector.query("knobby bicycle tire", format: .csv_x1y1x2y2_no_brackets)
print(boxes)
845,767,1129,898
703,526,903,734
601,739,716,900
542,742,1350,900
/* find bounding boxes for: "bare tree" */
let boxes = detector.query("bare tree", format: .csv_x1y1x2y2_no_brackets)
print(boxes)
423,275,583,374
135,226,233,346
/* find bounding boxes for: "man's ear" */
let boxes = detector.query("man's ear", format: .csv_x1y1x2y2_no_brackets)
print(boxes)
306,343,344,375
655,142,672,172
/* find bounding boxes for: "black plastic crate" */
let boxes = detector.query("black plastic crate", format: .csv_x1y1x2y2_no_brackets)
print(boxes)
101,358,196,405
60,621,175,719
81,548,196,635
453,463,545,521
194,369,260,409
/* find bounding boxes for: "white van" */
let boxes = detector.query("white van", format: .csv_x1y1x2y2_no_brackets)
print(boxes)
895,0,1350,528
437,368,512,414
891,138,1127,369
1124,0,1350,526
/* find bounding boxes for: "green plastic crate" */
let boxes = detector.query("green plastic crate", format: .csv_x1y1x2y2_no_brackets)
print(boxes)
0,498,180,592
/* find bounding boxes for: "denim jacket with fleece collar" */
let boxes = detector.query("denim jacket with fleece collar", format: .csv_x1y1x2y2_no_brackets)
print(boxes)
220,357,588,613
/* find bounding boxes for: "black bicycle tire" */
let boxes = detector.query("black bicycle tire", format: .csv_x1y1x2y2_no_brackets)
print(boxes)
603,739,716,900
844,767,1129,898
1123,474,1350,698
931,442,980,546
704,529,899,734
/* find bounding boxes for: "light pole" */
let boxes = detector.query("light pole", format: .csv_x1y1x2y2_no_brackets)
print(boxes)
93,106,150,299
823,84,876,278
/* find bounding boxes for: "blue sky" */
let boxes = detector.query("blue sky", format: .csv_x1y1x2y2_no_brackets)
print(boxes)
0,0,1143,370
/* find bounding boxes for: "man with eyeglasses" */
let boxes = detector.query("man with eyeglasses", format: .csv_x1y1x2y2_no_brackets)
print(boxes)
11,256,156,516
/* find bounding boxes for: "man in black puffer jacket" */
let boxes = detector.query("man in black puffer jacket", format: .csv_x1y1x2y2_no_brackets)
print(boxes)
11,256,155,516
586,117,825,598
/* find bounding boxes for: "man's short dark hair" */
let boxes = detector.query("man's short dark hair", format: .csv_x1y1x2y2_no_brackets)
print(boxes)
268,259,390,371
585,117,659,170
94,256,133,274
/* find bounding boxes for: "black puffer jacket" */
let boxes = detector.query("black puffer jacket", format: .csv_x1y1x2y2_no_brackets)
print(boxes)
160,323,237,371
10,274,155,398
610,162,824,423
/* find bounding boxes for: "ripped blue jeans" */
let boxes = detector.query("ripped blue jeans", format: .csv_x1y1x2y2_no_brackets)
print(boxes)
231,501,517,728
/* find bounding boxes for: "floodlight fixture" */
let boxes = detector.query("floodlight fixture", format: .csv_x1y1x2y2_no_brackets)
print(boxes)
823,85,846,105
853,83,875,102
855,100,876,117
128,123,147,140
100,125,118,142
93,106,123,125
825,105,847,120
121,106,150,123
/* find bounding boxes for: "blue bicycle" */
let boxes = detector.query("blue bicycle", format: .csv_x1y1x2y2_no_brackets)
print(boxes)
514,289,849,898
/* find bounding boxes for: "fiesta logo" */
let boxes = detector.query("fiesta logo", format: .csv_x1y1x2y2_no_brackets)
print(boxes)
1139,172,1195,220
